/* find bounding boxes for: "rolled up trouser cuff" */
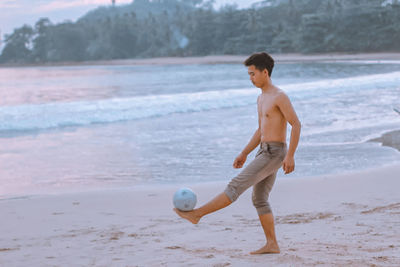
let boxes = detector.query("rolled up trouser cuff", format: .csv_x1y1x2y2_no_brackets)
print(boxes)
254,203,272,215
224,185,239,202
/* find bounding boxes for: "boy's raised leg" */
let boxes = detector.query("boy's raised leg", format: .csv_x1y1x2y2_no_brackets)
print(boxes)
174,192,232,224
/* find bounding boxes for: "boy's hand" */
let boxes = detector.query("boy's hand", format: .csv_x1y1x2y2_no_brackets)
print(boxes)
233,153,247,168
282,155,295,174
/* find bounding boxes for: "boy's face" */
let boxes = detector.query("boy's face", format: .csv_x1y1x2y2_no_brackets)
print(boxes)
247,65,268,88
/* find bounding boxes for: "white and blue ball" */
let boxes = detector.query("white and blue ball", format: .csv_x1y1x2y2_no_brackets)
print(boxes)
173,188,197,211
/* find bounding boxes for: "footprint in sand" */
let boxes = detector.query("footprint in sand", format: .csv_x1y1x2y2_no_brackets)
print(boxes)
0,248,19,252
128,233,139,238
213,263,231,267
203,254,215,258
361,202,400,214
277,212,334,224
165,246,182,250
109,231,124,240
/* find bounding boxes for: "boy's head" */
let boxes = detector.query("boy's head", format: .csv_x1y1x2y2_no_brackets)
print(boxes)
244,52,274,77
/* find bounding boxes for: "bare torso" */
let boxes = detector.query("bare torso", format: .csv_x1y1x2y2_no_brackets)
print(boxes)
258,87,287,143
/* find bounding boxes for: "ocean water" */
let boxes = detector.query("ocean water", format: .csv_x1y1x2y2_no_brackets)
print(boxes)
0,61,400,198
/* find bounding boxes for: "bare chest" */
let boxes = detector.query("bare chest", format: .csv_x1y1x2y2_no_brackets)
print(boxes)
258,97,278,118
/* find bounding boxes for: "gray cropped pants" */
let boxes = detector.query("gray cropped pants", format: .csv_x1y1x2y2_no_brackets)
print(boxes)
224,142,287,215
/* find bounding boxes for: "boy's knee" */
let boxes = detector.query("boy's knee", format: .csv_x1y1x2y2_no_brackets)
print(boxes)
225,170,260,203
252,194,272,215
224,184,239,202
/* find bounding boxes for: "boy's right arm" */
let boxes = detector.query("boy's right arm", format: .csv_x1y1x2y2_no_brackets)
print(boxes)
233,128,261,168
240,128,261,156
233,95,261,169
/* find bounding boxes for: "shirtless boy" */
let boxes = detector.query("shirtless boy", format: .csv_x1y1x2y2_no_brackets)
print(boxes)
174,52,301,254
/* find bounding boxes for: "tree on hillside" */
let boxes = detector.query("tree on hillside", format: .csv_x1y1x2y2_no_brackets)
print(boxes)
44,23,87,62
0,25,34,63
186,8,217,55
32,18,52,62
298,14,330,53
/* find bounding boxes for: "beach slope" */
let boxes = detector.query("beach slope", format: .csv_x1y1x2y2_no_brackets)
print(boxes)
1,163,400,266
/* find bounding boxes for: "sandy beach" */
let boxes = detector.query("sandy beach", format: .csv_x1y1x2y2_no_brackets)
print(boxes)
1,131,400,266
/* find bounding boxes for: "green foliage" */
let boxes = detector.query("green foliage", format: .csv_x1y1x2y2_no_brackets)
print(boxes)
1,0,400,63
0,25,34,63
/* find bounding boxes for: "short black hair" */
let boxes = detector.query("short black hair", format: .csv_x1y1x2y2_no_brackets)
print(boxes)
244,52,274,77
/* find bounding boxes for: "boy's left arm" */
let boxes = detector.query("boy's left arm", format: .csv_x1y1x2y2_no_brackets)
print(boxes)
277,93,301,174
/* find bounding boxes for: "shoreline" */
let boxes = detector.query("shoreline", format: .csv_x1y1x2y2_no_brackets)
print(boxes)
2,52,400,68
2,161,400,201
1,163,399,266
1,128,400,201
2,161,400,202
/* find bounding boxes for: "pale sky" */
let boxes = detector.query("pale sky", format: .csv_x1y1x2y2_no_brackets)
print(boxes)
0,0,261,40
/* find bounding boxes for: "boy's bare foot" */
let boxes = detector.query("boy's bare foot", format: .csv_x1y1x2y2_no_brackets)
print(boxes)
173,208,201,224
250,243,280,255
